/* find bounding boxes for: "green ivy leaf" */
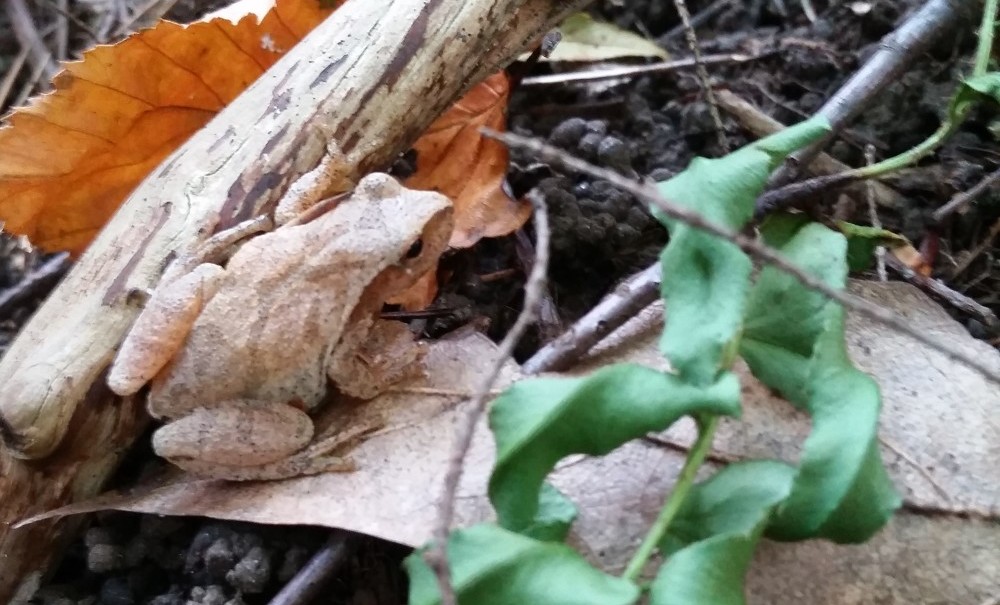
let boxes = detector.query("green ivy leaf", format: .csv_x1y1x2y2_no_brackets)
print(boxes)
652,461,795,605
951,72,1000,119
835,220,909,272
521,483,578,542
488,364,741,532
405,524,640,605
655,117,830,385
739,221,900,542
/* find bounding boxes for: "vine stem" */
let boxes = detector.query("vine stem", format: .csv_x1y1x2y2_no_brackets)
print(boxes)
623,415,719,580
848,0,997,179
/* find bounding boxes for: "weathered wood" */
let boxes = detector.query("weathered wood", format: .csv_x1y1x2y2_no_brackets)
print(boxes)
0,0,589,600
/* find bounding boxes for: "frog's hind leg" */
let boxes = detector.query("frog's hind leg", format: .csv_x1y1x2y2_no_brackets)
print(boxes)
153,399,359,482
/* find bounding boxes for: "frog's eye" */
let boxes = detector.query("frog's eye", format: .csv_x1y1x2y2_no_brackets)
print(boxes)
406,239,424,259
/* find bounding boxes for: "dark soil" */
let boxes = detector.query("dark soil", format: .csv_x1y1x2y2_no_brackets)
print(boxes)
1,0,997,604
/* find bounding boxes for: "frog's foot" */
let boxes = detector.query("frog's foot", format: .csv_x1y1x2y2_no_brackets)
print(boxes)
174,452,357,482
330,319,426,400
176,418,381,481
305,415,384,456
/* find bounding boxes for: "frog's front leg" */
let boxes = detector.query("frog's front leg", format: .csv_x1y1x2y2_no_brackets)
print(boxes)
152,399,354,481
274,140,354,225
108,263,225,396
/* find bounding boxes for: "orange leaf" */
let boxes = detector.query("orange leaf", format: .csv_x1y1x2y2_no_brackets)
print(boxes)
891,244,933,277
405,71,530,249
0,1,334,255
0,0,521,263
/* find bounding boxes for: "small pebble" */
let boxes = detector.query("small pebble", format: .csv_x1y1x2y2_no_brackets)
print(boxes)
548,117,587,148
648,167,673,182
585,120,608,135
226,546,272,594
87,543,124,574
578,132,603,159
187,585,226,605
597,137,631,172
204,538,237,579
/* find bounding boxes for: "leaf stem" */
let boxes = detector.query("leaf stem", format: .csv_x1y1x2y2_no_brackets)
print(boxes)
622,415,719,581
851,0,997,179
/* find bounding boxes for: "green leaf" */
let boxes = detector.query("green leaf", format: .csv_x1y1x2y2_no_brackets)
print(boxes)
739,221,900,542
950,72,1000,120
406,524,640,605
488,363,741,532
655,117,830,385
767,310,900,542
835,220,909,272
548,13,669,62
521,483,578,542
741,222,845,405
651,461,795,605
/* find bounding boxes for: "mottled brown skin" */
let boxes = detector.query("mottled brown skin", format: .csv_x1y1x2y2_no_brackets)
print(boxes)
107,174,453,480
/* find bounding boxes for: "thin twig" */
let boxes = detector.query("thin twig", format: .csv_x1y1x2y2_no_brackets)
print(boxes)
884,253,999,329
755,168,863,218
13,41,53,107
0,253,72,319
54,0,68,60
951,216,1000,279
865,144,887,281
113,0,179,38
799,0,817,22
658,0,732,45
267,532,353,605
425,191,551,605
523,262,661,374
933,163,1000,224
520,52,767,86
670,0,729,153
34,0,101,45
484,128,1000,386
769,0,977,186
0,47,29,110
6,0,59,81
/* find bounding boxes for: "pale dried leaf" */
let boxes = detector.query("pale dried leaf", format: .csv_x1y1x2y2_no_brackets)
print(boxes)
22,281,1000,603
546,13,668,62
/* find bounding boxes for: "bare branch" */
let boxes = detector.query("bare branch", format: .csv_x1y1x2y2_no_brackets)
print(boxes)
425,191,551,605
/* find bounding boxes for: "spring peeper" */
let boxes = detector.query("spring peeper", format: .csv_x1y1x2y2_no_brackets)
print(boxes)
107,173,454,480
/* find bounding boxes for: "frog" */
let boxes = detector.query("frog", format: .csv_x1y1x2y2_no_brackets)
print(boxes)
106,172,454,481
